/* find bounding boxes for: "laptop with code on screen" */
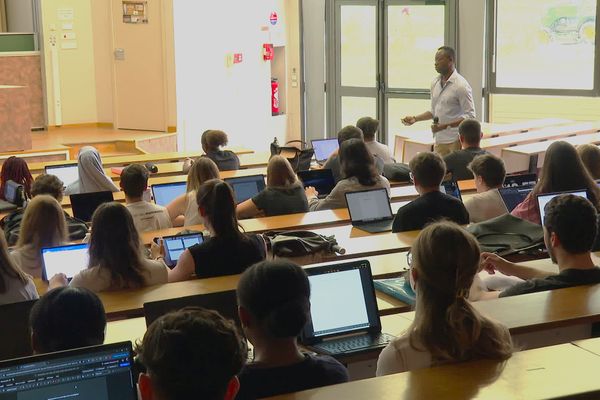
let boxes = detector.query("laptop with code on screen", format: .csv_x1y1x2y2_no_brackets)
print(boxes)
298,169,336,198
0,342,137,399
537,189,588,223
311,138,339,164
224,175,266,204
151,181,187,207
161,232,204,268
345,188,393,233
41,243,89,281
44,164,79,188
300,260,393,356
70,191,114,223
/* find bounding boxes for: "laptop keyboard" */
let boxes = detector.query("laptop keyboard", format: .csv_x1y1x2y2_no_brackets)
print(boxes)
312,333,394,355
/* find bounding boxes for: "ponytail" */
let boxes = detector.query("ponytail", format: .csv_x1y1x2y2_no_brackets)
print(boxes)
197,179,244,240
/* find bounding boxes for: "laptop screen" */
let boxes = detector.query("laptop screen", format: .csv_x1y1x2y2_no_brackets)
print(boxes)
538,190,588,223
151,182,186,206
298,169,336,196
345,189,392,223
301,260,380,343
440,180,462,201
162,233,204,267
224,175,266,204
45,164,79,188
498,185,535,212
70,191,114,222
41,243,89,281
503,173,537,188
0,342,136,399
311,139,339,163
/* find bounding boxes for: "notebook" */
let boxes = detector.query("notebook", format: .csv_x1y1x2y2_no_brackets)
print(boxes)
503,173,537,188
373,276,416,306
440,180,462,201
45,164,79,188
224,175,266,204
70,191,114,222
537,189,588,223
298,169,336,198
498,184,535,212
143,290,240,329
311,138,339,164
345,188,393,233
151,181,186,206
0,342,137,399
41,243,90,281
300,260,394,356
161,232,204,268
0,299,37,361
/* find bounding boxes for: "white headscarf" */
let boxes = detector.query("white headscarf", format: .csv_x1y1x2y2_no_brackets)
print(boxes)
65,146,119,195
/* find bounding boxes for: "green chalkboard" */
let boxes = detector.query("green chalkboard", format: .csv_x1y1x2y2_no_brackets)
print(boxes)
0,34,36,52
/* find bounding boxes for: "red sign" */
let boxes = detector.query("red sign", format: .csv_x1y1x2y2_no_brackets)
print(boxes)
263,43,274,61
269,11,278,25
233,53,243,64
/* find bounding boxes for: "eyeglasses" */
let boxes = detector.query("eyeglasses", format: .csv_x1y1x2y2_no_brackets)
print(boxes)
409,172,414,184
406,249,412,268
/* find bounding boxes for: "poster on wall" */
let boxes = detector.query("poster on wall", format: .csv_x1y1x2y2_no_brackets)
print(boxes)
122,1,148,24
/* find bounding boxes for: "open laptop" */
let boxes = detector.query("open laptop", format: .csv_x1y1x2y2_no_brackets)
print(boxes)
503,172,537,188
311,138,339,165
440,180,462,201
144,290,240,329
161,232,204,268
345,188,393,233
0,299,37,361
537,189,588,223
300,260,394,356
0,342,137,399
224,175,266,204
151,181,186,206
498,184,535,212
41,243,90,281
70,191,114,222
298,169,336,199
45,164,79,188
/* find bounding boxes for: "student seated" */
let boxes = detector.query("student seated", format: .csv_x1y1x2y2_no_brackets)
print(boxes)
0,156,33,201
357,116,394,164
577,143,600,180
0,230,37,305
64,146,119,195
307,139,390,211
121,164,172,232
168,180,266,281
443,119,488,181
479,195,600,299
167,157,220,227
463,154,508,223
10,195,68,279
192,129,241,171
1,174,87,245
29,286,106,354
50,202,168,292
237,155,308,219
323,126,384,183
392,152,469,232
136,307,245,400
376,221,513,375
236,260,348,399
512,141,600,224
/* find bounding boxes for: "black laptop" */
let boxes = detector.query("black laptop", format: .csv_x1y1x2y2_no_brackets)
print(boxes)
300,260,394,356
503,173,537,188
161,232,204,268
298,169,336,199
345,188,394,233
41,243,90,282
0,342,137,399
151,181,186,206
498,184,535,212
440,180,462,201
0,299,37,361
224,175,266,204
70,191,114,222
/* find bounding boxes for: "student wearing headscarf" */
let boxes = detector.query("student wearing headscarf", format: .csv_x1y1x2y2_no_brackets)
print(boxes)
64,146,119,195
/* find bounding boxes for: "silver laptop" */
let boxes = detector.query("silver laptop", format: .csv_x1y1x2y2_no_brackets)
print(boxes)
311,138,339,165
44,164,79,188
345,188,393,233
537,189,588,223
151,181,187,206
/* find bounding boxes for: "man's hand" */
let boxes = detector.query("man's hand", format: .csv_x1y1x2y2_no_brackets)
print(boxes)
431,123,446,134
480,252,516,276
402,116,417,126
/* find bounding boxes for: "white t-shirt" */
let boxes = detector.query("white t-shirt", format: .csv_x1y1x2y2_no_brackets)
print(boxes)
126,201,172,233
0,267,38,306
376,334,433,376
463,189,508,223
365,141,394,164
184,191,203,226
70,258,168,293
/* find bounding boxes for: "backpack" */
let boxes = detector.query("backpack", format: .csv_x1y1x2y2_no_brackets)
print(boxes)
383,163,411,182
270,140,314,172
1,210,88,246
264,230,344,263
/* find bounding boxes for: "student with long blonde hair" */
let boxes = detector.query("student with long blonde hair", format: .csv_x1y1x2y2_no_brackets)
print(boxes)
10,195,68,279
166,157,220,226
376,222,513,375
0,230,37,305
577,144,600,180
237,156,308,219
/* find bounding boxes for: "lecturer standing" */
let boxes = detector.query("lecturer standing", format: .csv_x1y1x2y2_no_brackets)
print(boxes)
401,46,476,157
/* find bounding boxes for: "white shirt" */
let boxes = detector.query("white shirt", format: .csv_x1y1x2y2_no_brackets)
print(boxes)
126,201,172,233
0,268,38,306
376,334,433,376
430,69,476,144
365,141,394,164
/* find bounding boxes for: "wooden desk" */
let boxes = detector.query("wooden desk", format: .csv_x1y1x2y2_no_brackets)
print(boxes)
266,343,600,400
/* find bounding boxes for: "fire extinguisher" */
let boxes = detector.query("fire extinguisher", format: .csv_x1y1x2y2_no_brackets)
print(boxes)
271,78,280,116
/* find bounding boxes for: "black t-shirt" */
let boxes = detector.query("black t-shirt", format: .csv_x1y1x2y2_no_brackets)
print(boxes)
499,267,600,298
203,150,240,171
188,233,265,279
444,147,488,181
236,354,349,400
392,191,470,232
252,185,309,217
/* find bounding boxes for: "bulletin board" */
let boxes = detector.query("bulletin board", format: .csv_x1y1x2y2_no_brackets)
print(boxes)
122,1,148,24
